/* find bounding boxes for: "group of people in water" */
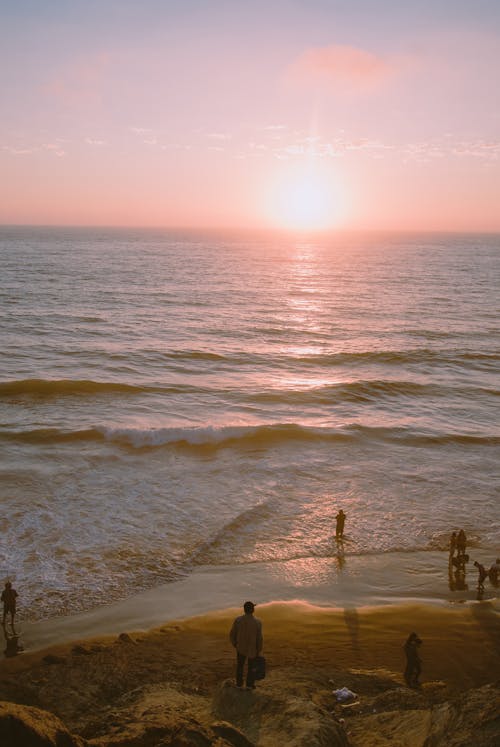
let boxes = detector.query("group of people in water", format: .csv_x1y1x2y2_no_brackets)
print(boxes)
448,530,499,596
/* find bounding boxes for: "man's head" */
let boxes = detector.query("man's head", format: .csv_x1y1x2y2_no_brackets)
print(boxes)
243,601,255,614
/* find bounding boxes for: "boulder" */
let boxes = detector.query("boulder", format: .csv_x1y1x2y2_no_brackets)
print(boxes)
0,701,86,747
212,679,349,747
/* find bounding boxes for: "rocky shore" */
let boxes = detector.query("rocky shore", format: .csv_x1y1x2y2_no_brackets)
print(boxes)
0,602,499,746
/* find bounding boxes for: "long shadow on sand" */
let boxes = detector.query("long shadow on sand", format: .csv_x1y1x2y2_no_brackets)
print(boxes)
469,601,500,657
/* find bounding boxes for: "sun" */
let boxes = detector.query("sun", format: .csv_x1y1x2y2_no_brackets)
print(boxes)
264,165,346,231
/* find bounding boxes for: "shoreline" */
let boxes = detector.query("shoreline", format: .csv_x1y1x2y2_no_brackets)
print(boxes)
13,550,500,653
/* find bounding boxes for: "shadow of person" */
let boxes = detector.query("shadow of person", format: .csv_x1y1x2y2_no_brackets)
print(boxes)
469,601,500,658
343,606,360,652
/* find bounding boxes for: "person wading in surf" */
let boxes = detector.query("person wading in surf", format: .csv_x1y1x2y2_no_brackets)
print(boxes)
335,509,346,540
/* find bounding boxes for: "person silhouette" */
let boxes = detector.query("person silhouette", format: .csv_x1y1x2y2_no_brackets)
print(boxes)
335,509,346,540
449,531,457,558
229,601,263,690
1,582,18,632
404,632,422,688
473,561,487,591
456,530,467,557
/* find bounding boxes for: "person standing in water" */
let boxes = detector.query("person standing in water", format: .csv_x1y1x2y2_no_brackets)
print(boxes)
456,529,467,557
449,531,457,558
473,561,488,591
335,509,346,540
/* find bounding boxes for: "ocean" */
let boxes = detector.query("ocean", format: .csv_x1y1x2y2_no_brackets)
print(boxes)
1,226,499,621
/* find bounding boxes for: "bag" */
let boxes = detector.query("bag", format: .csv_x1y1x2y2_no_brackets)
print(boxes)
253,655,266,680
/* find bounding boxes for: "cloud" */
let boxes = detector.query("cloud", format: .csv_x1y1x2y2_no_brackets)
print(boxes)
2,146,35,155
43,143,66,157
288,44,399,89
85,138,105,145
43,52,110,109
207,132,231,141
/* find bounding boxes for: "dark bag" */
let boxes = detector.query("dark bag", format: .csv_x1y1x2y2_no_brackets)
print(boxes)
253,655,266,680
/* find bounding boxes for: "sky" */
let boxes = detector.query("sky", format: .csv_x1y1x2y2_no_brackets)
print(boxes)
1,0,500,231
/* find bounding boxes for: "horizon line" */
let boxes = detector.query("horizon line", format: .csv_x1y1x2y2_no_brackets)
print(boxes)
2,223,500,236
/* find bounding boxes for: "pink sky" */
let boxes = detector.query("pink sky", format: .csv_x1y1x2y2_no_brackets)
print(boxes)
1,2,500,231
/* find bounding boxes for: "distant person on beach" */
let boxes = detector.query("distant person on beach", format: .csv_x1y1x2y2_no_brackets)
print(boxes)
473,561,488,591
489,558,500,586
335,509,346,540
404,632,422,688
456,530,467,557
1,581,18,630
229,601,263,690
449,531,457,557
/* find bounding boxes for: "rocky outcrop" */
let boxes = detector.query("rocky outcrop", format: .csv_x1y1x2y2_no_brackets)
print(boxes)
0,701,87,747
212,679,349,747
1,679,499,747
344,682,500,747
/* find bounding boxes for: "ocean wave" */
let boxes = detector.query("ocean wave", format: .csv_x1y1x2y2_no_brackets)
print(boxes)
1,422,498,449
250,379,498,404
2,374,496,404
138,347,500,369
0,378,144,397
0,378,199,398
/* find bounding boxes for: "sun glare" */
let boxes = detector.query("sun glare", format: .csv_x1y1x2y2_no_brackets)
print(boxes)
265,166,346,231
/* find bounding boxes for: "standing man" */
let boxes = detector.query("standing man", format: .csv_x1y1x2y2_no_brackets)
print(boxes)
229,601,263,690
449,531,457,558
335,509,346,540
1,581,18,631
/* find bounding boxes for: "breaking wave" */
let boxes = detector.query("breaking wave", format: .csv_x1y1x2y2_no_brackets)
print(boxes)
2,422,498,449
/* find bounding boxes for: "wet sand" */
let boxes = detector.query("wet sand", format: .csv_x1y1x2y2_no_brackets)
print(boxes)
17,550,499,653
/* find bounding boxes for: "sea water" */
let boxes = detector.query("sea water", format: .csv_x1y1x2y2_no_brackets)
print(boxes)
0,227,499,619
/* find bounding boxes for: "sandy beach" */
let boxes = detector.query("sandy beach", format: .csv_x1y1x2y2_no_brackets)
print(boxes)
1,598,499,746
15,549,498,653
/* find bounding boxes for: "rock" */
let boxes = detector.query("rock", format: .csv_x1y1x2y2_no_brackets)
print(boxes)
211,720,255,747
371,685,426,712
42,654,66,665
345,683,500,747
434,682,500,747
348,708,432,746
71,645,90,656
0,701,86,747
117,633,135,644
212,678,349,746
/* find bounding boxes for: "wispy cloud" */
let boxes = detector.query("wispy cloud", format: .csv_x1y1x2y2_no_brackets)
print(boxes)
84,137,105,145
261,124,287,131
2,145,35,155
206,132,231,141
43,143,66,157
288,44,401,89
43,52,110,109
